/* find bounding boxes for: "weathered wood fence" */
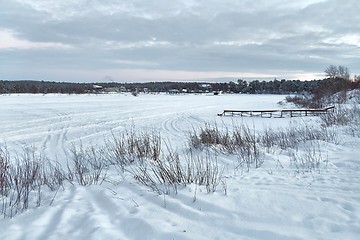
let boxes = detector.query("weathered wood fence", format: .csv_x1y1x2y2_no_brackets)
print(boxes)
218,106,335,118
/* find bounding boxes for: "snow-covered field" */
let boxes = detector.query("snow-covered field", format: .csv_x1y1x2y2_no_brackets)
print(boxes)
0,93,359,240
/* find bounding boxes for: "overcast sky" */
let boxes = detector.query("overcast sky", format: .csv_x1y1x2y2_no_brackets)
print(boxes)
1,0,360,82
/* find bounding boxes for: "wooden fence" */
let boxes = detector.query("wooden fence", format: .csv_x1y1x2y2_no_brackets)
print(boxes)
218,106,335,118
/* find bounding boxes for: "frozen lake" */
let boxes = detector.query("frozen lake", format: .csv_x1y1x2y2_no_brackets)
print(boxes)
0,93,359,240
0,93,289,162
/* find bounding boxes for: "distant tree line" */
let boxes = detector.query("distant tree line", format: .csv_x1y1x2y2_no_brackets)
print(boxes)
1,69,359,96
0,80,91,94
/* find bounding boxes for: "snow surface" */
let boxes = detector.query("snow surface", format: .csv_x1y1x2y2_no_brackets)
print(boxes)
0,93,359,240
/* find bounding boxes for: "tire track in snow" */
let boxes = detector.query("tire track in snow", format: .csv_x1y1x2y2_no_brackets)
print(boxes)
39,115,72,163
161,114,186,137
29,185,77,240
160,112,208,135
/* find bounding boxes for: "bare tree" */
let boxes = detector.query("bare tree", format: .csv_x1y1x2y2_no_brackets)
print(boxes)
338,65,350,80
325,65,350,80
325,65,338,79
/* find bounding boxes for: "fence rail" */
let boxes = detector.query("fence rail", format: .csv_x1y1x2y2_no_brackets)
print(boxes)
218,106,335,118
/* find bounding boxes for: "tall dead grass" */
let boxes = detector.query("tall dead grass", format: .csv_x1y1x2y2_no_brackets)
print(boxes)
0,145,108,218
105,129,161,168
0,113,348,218
132,148,223,195
189,123,263,170
259,125,338,151
320,104,360,126
189,122,338,172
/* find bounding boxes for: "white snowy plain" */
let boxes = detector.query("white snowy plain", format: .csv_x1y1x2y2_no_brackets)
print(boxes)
0,93,359,240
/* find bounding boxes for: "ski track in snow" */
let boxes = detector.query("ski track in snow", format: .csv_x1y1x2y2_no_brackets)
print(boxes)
0,94,359,240
0,94,224,159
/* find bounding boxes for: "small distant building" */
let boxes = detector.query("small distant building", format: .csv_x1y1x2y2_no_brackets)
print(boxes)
200,84,211,89
104,87,120,93
93,85,103,94
168,89,180,94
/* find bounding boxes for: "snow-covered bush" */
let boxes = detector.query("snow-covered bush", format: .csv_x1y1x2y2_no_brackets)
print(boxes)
259,125,338,151
289,142,328,172
320,104,360,126
68,145,108,186
132,150,223,195
106,129,162,167
189,123,263,170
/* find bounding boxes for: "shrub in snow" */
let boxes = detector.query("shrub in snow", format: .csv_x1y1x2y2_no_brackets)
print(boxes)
132,149,223,195
189,123,263,170
106,129,161,168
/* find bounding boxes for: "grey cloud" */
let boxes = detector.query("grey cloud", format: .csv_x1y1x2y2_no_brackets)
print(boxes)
1,0,359,82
